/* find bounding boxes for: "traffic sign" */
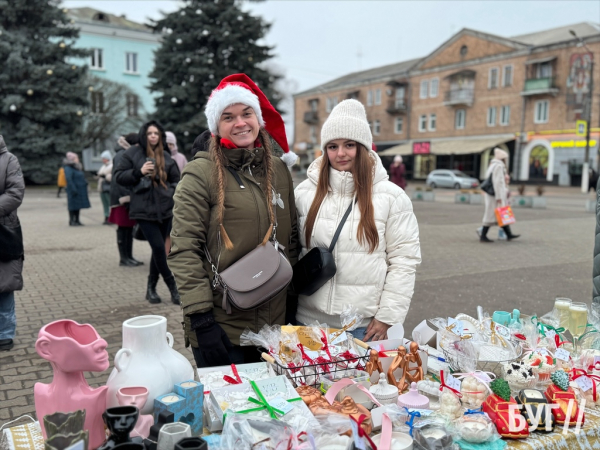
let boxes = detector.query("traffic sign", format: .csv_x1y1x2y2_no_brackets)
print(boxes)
576,120,587,137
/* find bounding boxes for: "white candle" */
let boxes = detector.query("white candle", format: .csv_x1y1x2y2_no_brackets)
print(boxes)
161,395,181,403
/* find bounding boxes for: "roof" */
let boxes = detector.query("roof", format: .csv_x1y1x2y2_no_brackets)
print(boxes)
296,22,600,98
295,57,422,97
68,7,152,32
511,22,600,46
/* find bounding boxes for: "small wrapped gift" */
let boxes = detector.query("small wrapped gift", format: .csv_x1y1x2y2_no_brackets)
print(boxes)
197,362,274,393
209,375,318,433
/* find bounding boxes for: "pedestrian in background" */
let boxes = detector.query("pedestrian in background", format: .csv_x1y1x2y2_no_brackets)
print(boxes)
166,131,188,172
97,150,113,225
114,121,181,305
109,134,143,267
168,73,298,368
480,148,520,242
0,135,25,351
294,99,421,342
390,155,407,190
191,130,212,157
56,166,66,198
64,152,90,226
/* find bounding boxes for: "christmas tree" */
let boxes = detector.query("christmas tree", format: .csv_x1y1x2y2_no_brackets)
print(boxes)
148,0,283,153
0,0,90,184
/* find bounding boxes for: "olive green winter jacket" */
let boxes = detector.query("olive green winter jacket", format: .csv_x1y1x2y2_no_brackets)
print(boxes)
168,147,298,347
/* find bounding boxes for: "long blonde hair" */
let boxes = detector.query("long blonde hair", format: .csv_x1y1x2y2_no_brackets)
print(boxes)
304,144,379,253
209,128,276,250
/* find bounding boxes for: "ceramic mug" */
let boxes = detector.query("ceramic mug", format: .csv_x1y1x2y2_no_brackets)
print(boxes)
492,311,511,326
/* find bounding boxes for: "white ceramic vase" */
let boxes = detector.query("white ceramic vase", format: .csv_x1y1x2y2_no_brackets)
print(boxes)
106,315,194,414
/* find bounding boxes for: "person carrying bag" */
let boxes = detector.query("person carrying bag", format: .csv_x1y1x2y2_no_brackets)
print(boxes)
294,100,421,342
168,74,299,368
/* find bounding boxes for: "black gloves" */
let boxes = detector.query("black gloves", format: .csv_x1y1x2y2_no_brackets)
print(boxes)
190,311,233,367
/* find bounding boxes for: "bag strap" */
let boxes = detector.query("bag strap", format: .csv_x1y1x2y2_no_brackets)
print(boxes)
328,200,355,253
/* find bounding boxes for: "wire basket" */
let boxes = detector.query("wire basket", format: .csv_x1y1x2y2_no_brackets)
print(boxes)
263,348,370,388
442,340,523,378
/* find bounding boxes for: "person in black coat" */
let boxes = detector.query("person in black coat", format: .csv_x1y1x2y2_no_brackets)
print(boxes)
113,121,181,305
109,133,143,267
64,152,91,226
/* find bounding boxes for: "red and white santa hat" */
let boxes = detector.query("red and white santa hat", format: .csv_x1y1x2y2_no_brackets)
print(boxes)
205,73,297,167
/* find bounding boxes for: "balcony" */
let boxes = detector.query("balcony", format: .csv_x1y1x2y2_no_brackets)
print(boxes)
386,98,408,114
444,88,474,106
303,111,319,125
521,77,559,96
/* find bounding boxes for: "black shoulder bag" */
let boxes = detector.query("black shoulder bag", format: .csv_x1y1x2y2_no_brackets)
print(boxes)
291,200,354,296
480,174,495,196
0,155,24,262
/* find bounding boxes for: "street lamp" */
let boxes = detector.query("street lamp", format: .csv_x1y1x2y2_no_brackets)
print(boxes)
570,29,595,193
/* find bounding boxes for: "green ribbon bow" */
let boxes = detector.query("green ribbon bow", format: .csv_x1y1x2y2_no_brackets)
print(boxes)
234,380,302,420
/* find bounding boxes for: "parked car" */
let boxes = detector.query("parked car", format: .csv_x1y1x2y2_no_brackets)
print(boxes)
426,169,480,189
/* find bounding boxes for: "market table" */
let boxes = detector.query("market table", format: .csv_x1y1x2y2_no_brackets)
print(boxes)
4,408,600,450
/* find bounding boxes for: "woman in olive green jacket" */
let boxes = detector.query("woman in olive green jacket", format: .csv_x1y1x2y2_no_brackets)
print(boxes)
168,74,298,368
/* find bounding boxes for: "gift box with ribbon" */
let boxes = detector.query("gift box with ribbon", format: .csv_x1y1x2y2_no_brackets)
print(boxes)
209,375,319,433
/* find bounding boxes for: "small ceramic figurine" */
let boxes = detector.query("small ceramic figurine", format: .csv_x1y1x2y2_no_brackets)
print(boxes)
308,396,372,435
116,387,153,439
403,342,424,385
387,346,408,389
365,349,384,378
296,385,323,406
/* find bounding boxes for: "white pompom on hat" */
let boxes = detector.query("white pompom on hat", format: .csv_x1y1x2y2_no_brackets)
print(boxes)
204,73,297,167
320,99,372,151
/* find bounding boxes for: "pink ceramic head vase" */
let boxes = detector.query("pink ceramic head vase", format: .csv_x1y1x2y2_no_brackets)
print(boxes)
34,320,109,449
36,320,109,372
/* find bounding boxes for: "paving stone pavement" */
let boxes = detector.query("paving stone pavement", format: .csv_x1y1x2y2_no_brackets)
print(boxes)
0,186,595,426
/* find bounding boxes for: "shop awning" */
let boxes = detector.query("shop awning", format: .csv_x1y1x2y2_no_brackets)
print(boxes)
525,56,557,65
379,136,514,156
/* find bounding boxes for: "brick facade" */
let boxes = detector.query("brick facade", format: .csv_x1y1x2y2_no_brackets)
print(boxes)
293,24,600,185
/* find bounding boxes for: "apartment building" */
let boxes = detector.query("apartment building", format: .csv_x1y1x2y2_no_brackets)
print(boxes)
293,22,600,186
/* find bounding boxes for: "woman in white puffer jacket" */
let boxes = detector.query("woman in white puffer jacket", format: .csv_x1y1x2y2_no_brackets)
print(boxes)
294,99,421,341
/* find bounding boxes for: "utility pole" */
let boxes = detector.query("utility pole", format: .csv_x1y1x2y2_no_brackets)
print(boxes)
570,29,595,193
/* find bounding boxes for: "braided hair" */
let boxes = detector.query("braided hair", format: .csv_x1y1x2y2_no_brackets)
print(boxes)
208,128,276,250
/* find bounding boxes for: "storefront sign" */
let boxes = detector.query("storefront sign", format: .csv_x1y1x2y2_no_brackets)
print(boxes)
413,142,431,154
551,140,597,148
576,120,587,137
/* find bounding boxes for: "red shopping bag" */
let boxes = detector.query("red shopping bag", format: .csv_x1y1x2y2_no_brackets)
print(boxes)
495,205,516,226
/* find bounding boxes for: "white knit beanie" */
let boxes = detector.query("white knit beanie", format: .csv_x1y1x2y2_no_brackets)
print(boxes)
321,99,372,151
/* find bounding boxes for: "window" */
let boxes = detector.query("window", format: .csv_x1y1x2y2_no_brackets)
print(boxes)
126,94,138,117
394,117,404,134
460,45,468,56
503,65,513,87
455,109,466,129
373,120,381,135
309,125,317,144
326,97,332,113
487,107,497,126
367,90,373,106
91,91,104,114
489,68,499,89
429,114,437,131
309,99,318,112
536,62,552,79
420,80,428,99
375,89,381,105
90,48,104,69
419,114,427,132
332,96,338,110
429,78,439,98
534,100,549,123
125,52,138,73
395,87,405,108
500,105,510,125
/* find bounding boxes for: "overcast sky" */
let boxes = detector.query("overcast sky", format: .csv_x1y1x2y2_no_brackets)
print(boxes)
62,0,600,92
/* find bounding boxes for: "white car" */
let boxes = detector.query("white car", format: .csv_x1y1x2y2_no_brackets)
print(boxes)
426,169,480,189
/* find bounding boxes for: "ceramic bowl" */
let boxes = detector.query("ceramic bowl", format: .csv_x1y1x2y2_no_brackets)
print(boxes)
370,431,413,450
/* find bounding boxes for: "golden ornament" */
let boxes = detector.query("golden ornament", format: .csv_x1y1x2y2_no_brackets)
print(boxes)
46,69,53,75
27,89,33,96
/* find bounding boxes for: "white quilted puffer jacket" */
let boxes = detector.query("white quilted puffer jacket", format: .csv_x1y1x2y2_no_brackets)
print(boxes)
294,151,421,328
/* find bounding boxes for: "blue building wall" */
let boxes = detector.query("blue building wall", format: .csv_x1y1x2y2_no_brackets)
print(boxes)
73,33,159,114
